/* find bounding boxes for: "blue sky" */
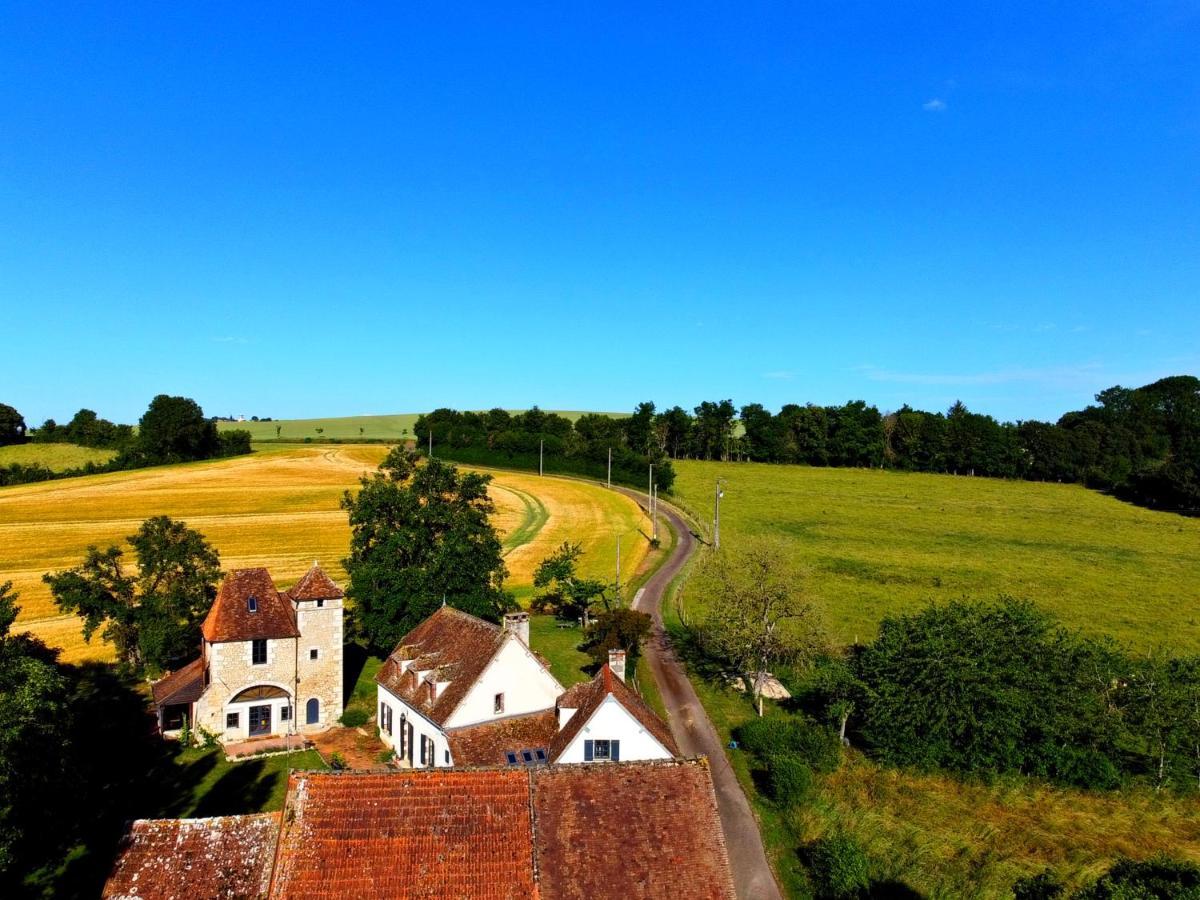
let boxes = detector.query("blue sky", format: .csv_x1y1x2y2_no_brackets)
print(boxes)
2,3,1197,425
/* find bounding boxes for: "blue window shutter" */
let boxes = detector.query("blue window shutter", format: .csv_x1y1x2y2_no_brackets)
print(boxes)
584,740,594,761
611,740,620,761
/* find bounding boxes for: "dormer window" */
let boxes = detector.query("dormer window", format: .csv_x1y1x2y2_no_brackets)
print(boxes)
248,596,258,613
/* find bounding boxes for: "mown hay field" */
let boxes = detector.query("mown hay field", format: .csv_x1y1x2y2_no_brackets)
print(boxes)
0,442,117,472
0,444,649,662
672,460,1200,653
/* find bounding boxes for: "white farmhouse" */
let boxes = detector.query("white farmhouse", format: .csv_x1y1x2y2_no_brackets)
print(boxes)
375,606,679,767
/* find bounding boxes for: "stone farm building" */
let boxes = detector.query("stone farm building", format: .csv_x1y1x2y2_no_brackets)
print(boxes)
375,606,680,768
102,761,736,899
150,564,344,743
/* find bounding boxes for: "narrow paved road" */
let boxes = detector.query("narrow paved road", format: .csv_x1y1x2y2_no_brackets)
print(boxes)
619,488,783,900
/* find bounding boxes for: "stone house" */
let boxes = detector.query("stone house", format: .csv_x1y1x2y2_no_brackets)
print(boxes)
150,563,344,742
376,606,679,767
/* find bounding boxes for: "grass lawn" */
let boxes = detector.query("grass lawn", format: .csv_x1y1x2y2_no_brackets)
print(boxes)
672,459,1200,653
169,746,328,818
0,442,117,471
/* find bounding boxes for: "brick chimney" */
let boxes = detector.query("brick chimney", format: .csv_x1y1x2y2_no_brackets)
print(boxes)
608,648,627,683
502,611,530,647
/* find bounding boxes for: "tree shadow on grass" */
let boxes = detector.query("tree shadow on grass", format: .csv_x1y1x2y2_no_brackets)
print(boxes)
191,759,274,818
343,641,369,707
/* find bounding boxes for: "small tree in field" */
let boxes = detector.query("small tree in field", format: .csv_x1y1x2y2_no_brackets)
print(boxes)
530,541,616,627
693,536,825,715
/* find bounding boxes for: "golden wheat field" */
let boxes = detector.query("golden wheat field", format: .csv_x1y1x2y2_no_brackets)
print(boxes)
0,444,650,662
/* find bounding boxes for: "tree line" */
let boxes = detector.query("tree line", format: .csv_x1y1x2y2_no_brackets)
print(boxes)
0,395,252,487
414,405,676,491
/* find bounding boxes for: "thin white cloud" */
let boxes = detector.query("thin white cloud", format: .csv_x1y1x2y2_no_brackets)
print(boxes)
923,98,947,112
762,370,795,381
212,336,248,344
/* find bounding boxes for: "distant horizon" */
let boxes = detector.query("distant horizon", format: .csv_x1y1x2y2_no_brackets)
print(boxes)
15,368,1196,432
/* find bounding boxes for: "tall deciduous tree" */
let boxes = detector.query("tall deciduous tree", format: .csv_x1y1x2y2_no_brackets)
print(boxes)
0,403,25,445
44,516,221,671
0,582,72,878
137,394,218,462
693,537,826,715
342,447,512,651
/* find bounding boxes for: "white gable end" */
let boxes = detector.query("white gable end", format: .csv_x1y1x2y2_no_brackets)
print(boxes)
443,633,564,729
556,695,674,764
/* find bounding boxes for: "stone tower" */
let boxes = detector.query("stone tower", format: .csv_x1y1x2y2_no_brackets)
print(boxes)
287,563,345,730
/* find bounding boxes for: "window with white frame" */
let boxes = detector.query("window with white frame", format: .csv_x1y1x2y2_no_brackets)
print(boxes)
584,739,620,761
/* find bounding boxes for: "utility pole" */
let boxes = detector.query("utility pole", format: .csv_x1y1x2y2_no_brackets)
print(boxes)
713,478,724,549
651,483,659,542
539,439,543,476
648,463,654,524
607,447,612,489
615,534,621,596
428,431,433,458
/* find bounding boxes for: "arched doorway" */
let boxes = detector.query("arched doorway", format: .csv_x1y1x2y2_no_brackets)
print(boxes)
306,697,320,725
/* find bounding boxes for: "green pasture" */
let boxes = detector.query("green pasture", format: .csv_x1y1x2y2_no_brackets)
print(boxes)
218,409,623,442
0,442,117,472
671,460,1200,653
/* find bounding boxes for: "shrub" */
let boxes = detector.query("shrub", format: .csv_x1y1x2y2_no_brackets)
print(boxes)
737,716,841,773
197,724,220,750
765,753,813,808
807,833,870,899
1074,855,1200,899
329,752,347,770
340,708,369,728
1045,745,1121,791
1012,870,1065,899
376,748,395,765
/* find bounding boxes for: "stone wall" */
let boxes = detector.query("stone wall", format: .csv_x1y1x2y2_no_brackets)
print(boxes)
295,596,344,730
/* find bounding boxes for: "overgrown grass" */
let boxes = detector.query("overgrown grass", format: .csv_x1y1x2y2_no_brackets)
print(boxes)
0,442,117,472
661,543,1200,898
672,460,1200,653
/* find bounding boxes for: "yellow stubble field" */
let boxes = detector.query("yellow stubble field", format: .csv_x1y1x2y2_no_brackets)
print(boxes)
0,444,650,662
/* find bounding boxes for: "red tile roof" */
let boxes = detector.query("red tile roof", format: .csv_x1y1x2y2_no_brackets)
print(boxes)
284,563,343,601
103,763,736,899
446,709,560,766
548,664,679,762
268,769,536,898
150,656,206,708
201,568,299,643
533,759,736,900
101,813,278,899
375,607,511,727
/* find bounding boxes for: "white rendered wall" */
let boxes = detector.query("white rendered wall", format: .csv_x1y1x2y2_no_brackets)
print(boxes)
443,635,562,729
555,695,673,764
377,685,452,767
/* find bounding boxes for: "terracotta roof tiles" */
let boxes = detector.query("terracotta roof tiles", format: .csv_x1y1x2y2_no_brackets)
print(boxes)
201,568,299,643
375,607,511,726
268,769,536,898
150,656,206,708
533,759,736,900
101,813,278,899
446,709,560,766
283,564,343,601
